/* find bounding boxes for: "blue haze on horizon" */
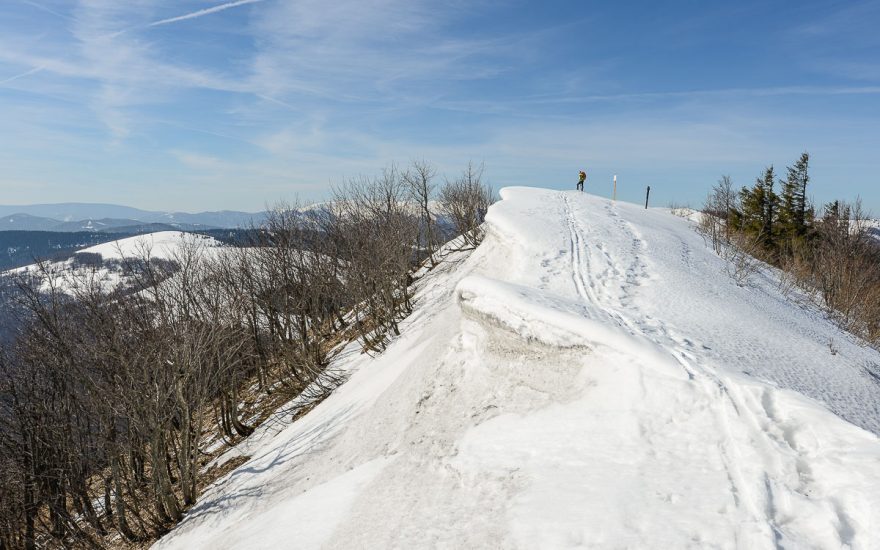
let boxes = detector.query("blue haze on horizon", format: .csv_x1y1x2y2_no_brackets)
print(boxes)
1,0,879,213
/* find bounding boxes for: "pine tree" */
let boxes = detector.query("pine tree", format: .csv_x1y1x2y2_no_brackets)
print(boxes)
738,183,765,235
763,166,778,249
780,152,811,239
737,166,779,252
793,152,811,235
779,168,798,239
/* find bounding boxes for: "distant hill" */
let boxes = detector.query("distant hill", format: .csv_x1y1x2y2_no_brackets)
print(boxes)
0,227,259,271
0,203,159,222
0,214,220,233
0,230,136,271
0,202,267,230
49,218,214,233
48,217,169,232
155,210,267,228
0,213,61,231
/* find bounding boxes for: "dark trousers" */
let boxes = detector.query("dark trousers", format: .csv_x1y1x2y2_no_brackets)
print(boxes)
577,180,584,191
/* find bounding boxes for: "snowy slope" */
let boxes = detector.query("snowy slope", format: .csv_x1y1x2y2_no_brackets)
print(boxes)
154,188,880,550
867,219,880,242
76,231,216,260
6,231,221,293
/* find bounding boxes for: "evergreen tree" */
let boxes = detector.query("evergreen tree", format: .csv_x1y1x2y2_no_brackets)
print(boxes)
794,152,811,233
738,183,765,235
763,166,778,249
779,168,798,239
738,166,779,251
780,152,811,239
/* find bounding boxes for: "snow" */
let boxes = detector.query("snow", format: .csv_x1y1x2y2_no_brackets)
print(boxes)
4,231,221,293
867,219,880,243
77,231,215,260
154,188,880,550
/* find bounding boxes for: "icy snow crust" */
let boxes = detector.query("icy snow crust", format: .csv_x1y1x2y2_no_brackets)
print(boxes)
154,188,880,550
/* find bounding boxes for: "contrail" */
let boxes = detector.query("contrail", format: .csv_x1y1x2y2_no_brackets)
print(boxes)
0,66,44,85
257,94,300,111
19,0,73,21
149,0,263,27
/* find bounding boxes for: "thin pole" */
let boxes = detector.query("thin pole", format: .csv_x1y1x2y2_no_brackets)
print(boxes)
645,186,651,209
613,175,617,202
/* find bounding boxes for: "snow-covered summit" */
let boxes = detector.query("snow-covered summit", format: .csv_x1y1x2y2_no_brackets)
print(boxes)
6,231,221,293
155,188,880,550
75,230,217,261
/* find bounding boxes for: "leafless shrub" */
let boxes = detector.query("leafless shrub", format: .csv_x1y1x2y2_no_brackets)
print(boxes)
331,167,420,351
0,161,482,548
809,199,880,339
668,202,693,218
698,175,737,255
439,162,494,248
721,232,765,286
71,251,103,268
697,175,773,286
403,160,439,266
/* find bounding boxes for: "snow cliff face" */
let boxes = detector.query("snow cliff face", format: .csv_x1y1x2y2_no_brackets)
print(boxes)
155,188,880,550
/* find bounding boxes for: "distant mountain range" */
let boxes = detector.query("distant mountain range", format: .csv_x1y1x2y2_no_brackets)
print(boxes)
0,203,267,232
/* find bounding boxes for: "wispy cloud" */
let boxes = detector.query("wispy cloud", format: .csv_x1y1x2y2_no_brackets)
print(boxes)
44,1,257,136
0,66,44,85
789,2,880,83
246,0,512,102
18,0,73,21
427,85,880,118
2,1,879,212
1,1,536,137
172,150,227,170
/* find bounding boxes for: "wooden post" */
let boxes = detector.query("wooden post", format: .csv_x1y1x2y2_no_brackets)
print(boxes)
613,175,617,202
645,186,651,209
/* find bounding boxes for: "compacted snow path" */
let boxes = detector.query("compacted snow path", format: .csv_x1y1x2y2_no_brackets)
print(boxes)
155,188,880,550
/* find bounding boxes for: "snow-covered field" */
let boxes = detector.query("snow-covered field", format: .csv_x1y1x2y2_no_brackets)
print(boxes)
5,231,221,292
154,188,880,550
75,231,215,260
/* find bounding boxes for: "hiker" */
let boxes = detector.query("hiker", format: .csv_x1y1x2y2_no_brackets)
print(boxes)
577,170,586,191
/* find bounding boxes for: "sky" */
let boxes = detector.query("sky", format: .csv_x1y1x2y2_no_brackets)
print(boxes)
1,0,879,213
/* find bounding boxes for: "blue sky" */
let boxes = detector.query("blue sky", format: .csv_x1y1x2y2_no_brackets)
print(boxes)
1,0,879,213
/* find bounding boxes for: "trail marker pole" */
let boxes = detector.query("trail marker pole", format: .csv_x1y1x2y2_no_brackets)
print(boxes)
645,186,651,209
613,175,617,202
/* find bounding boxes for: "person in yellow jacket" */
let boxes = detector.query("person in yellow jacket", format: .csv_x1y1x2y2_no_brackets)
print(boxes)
577,170,586,191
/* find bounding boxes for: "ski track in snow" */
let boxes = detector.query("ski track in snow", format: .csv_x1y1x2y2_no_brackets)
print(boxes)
568,193,880,436
556,191,880,547
155,188,880,550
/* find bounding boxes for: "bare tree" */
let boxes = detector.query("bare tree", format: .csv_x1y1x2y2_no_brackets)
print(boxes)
332,168,420,351
811,199,880,337
698,175,737,254
0,160,478,548
403,160,438,266
439,162,494,248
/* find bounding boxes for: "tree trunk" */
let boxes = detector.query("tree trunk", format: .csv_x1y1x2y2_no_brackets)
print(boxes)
110,454,140,541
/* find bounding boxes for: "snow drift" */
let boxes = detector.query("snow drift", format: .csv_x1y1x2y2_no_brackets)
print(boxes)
154,188,880,550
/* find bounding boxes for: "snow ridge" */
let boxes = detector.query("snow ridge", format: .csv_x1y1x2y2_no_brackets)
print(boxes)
155,188,880,550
